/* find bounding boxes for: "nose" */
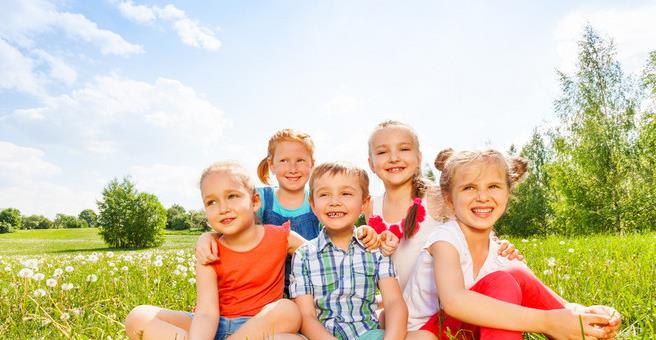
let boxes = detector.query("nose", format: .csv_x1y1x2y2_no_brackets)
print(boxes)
476,189,490,201
389,150,400,162
328,194,341,206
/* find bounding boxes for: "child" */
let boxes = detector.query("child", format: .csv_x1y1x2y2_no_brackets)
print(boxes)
124,161,305,340
403,149,621,339
290,162,408,340
366,120,520,291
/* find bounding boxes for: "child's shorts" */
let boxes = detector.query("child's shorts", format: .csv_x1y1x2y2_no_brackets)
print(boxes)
358,329,385,340
185,313,251,340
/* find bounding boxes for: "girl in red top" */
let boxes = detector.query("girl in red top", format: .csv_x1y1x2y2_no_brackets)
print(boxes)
125,161,306,340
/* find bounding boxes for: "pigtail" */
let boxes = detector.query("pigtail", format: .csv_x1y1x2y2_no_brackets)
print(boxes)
257,157,271,185
509,157,529,189
434,148,454,172
403,170,429,239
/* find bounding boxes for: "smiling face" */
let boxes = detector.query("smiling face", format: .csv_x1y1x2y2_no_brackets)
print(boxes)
446,159,509,233
368,126,422,188
310,173,370,233
201,170,260,236
269,141,314,193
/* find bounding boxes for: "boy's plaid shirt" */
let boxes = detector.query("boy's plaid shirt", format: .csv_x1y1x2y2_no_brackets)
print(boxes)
289,228,396,340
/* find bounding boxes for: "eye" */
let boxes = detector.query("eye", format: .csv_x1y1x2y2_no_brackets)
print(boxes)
298,159,306,163
463,185,475,191
342,192,353,196
228,193,239,199
490,184,501,189
205,200,216,207
318,192,329,198
376,151,386,155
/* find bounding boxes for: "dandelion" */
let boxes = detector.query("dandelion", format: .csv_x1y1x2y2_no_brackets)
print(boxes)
156,255,163,261
177,257,185,264
521,239,529,243
106,251,114,258
33,273,45,281
4,266,10,271
65,266,74,273
60,312,70,321
46,278,57,288
531,238,537,242
177,264,188,273
121,266,128,271
42,319,51,326
568,248,575,253
87,254,99,262
86,274,98,283
33,289,47,297
109,262,115,268
543,269,552,275
176,250,184,256
123,255,133,262
188,278,196,285
153,279,160,284
72,308,82,316
563,274,571,281
54,268,63,277
18,268,34,279
547,257,556,267
559,240,566,245
153,260,163,267
61,283,74,291
173,269,181,276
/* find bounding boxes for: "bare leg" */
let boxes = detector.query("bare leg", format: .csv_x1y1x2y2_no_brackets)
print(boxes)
227,299,303,340
124,305,192,340
405,330,438,340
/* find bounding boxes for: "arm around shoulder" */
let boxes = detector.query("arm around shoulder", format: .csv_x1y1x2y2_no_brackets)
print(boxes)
188,262,220,340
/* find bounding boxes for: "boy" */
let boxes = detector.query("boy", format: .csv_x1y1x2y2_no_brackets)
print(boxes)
290,162,407,340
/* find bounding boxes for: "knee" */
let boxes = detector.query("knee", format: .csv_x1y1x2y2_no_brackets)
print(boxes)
476,271,522,304
124,305,156,338
267,299,302,330
504,266,535,285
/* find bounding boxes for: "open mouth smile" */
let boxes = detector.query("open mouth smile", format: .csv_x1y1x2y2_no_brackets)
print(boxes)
471,207,494,218
220,217,235,224
386,166,405,174
326,212,346,218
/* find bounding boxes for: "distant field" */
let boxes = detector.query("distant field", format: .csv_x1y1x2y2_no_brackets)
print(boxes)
1,229,654,338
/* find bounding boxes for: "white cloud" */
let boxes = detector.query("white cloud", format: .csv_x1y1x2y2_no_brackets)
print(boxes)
554,4,656,74
0,38,46,96
0,0,143,56
0,180,98,218
32,49,77,85
129,163,200,208
115,1,221,51
0,141,60,182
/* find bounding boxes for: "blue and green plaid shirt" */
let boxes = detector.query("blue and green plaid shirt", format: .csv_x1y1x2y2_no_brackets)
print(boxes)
290,228,396,340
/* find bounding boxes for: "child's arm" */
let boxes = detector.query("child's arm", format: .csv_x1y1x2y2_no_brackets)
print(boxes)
356,225,381,251
194,232,220,265
287,231,307,255
430,241,613,339
188,262,220,339
379,230,400,256
294,295,338,340
377,277,407,340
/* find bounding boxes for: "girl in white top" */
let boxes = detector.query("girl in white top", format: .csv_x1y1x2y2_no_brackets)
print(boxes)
403,148,621,339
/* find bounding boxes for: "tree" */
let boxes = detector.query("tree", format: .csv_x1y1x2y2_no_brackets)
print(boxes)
79,209,97,227
0,208,22,233
188,209,209,231
166,204,190,230
423,163,436,182
54,214,88,229
497,130,552,236
97,177,166,248
22,215,53,230
549,25,639,234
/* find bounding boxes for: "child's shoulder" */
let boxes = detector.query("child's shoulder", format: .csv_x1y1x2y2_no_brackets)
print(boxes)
424,220,465,248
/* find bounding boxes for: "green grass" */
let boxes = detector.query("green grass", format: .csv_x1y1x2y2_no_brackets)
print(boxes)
0,229,654,338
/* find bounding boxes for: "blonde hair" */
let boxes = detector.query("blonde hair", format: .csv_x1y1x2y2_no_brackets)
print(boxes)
199,161,256,197
257,129,315,185
368,120,428,238
434,148,529,202
309,162,369,201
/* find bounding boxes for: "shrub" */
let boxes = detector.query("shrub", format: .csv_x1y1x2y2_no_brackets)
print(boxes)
97,177,166,248
22,215,53,230
0,208,22,231
54,214,89,229
78,209,98,228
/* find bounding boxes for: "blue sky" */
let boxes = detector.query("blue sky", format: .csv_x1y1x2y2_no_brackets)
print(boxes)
1,0,655,218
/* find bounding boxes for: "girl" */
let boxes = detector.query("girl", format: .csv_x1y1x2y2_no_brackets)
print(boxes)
366,121,519,291
403,149,621,339
124,162,305,340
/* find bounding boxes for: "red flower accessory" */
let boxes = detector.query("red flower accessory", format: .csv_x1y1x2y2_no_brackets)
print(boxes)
367,198,427,240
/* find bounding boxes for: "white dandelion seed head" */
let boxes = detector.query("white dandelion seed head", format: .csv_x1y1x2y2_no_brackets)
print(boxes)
177,264,187,272
568,248,574,253
563,274,571,280
4,266,11,271
559,240,566,245
155,255,163,261
153,260,163,267
173,269,181,276
33,288,47,297
153,278,160,284
177,257,184,264
42,319,51,326
547,257,556,267
123,255,133,262
32,273,45,281
65,266,74,273
106,251,114,258
54,268,63,277
87,254,99,262
60,312,70,321
121,266,128,271
86,274,98,283
72,308,82,315
18,268,34,279
108,262,115,267
521,239,529,243
46,278,57,287
543,269,552,275
61,283,74,291
188,278,196,285
74,255,85,261
176,250,184,256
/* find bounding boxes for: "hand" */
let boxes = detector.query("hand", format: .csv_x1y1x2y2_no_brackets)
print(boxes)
379,230,400,257
544,308,612,340
583,305,621,339
495,238,524,262
357,225,381,251
194,232,220,265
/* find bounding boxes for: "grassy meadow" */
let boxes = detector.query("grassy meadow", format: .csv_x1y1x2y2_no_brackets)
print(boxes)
0,228,654,339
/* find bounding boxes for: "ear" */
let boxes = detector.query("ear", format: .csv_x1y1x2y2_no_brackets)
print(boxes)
444,192,454,210
367,156,375,172
309,197,317,215
360,194,371,214
252,191,262,212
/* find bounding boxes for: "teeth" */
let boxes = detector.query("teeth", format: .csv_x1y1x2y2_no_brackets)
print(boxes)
327,212,345,217
387,167,404,173
472,208,493,213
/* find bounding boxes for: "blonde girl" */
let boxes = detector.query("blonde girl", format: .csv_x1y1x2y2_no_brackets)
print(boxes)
125,161,305,340
402,149,621,339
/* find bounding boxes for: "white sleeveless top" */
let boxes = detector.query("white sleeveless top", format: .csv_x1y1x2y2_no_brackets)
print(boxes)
371,195,442,290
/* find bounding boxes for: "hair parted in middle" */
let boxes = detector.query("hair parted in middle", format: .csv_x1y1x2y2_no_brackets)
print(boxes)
309,162,370,202
199,161,257,198
256,128,315,185
434,148,529,197
368,120,430,239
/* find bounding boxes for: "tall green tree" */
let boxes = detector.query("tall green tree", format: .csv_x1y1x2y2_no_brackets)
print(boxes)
497,129,552,236
549,25,639,234
79,209,97,227
54,214,88,229
22,215,53,230
0,208,22,233
166,204,191,230
97,177,166,248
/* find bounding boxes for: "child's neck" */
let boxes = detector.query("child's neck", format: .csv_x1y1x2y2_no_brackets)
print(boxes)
456,220,492,255
382,182,414,221
325,226,354,251
221,224,264,251
276,187,305,209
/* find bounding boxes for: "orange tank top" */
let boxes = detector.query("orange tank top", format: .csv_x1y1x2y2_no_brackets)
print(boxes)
211,223,289,317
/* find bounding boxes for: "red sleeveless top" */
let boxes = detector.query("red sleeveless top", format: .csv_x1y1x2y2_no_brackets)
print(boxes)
211,223,289,317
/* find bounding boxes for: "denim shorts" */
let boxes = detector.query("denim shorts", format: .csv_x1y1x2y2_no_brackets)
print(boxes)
186,313,251,340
